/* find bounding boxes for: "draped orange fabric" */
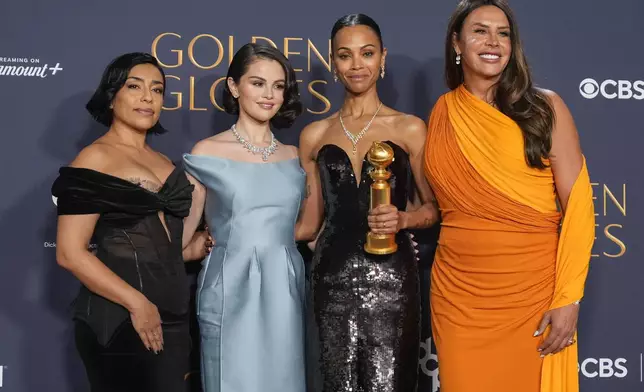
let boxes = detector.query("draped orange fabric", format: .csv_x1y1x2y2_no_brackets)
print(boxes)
424,85,594,392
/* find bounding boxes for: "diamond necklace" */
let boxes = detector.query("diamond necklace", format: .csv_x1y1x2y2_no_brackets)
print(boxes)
230,123,278,162
339,102,383,154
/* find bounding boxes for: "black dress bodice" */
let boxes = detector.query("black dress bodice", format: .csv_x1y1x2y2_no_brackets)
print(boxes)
311,141,420,392
51,165,194,346
316,141,412,239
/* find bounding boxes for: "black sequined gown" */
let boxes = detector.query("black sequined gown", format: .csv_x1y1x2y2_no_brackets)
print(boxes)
311,141,420,392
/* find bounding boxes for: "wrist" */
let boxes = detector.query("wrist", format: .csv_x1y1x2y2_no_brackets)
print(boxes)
399,211,410,230
124,290,146,312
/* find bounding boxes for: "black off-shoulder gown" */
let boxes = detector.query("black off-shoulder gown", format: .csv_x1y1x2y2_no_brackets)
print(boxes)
52,165,194,392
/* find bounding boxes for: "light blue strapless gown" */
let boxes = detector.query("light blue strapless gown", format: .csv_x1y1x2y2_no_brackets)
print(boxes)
183,154,307,392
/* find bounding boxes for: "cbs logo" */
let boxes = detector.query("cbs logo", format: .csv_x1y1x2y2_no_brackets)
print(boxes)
579,78,644,100
578,357,627,378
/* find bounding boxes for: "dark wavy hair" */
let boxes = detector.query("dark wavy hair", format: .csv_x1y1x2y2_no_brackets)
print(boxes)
222,43,302,129
85,52,167,134
331,13,383,51
446,0,555,169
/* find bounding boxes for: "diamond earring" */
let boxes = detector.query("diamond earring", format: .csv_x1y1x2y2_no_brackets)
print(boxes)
456,54,461,65
380,64,385,78
333,72,338,82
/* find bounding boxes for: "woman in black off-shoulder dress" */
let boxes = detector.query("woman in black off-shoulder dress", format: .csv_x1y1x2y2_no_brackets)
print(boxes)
52,52,208,392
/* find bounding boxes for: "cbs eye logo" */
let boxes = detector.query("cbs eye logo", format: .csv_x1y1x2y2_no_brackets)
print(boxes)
579,77,644,100
579,78,600,99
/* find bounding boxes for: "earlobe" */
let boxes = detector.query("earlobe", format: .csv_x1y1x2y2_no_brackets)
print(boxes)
452,32,461,55
227,77,239,98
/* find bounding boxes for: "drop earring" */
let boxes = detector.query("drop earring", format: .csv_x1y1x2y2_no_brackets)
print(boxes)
333,71,338,82
456,54,461,65
380,64,385,78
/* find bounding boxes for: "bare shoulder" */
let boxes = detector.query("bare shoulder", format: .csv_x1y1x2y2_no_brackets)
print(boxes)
300,116,333,141
398,113,427,136
538,87,559,100
190,131,234,155
536,88,581,160
299,116,334,150
538,88,569,113
537,88,577,131
68,142,113,172
387,109,427,144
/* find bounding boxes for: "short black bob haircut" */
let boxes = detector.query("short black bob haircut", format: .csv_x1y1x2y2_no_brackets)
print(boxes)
222,43,302,129
85,52,167,134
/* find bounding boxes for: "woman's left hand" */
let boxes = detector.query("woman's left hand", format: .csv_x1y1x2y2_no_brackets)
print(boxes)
367,204,404,234
204,227,214,254
534,302,580,357
183,230,213,262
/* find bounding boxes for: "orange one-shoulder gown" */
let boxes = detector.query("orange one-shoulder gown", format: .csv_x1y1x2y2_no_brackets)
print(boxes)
424,85,594,392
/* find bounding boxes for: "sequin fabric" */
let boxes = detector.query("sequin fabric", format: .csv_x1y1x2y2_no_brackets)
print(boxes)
311,142,420,392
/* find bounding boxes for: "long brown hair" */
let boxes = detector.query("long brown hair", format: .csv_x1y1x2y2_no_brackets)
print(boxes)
445,0,555,169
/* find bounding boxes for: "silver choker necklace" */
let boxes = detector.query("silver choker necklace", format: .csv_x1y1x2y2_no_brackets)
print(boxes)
230,123,278,162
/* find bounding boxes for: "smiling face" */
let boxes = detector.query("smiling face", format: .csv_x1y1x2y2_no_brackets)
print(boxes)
332,24,386,94
227,57,286,124
110,63,164,132
453,5,512,82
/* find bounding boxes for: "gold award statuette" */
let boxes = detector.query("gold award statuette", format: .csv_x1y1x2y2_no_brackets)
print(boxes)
364,141,398,255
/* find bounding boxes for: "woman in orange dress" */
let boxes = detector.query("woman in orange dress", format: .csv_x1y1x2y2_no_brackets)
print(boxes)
423,1,595,391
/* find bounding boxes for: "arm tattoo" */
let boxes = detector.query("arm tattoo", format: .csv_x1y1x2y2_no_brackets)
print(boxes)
407,216,434,229
406,201,439,229
304,184,312,199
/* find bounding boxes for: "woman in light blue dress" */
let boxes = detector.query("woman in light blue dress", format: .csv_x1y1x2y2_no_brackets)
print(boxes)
182,43,307,392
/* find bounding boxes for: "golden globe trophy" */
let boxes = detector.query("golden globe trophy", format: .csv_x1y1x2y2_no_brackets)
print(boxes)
364,141,398,255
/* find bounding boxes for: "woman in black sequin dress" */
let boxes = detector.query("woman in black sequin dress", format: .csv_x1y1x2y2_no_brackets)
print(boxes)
296,14,440,392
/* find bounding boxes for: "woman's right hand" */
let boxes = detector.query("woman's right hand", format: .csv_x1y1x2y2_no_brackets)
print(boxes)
129,295,163,353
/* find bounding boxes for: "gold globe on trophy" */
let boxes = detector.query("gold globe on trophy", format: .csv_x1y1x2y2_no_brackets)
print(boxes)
364,141,398,255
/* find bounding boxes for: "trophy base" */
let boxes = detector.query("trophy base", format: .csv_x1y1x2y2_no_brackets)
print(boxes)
364,232,398,255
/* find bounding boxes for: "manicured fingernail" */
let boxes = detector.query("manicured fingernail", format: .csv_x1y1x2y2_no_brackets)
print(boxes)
533,331,539,336
540,354,545,358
